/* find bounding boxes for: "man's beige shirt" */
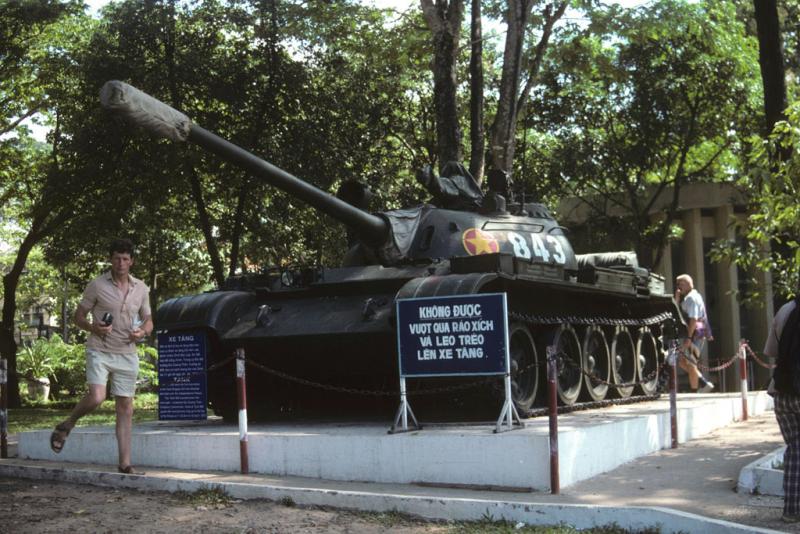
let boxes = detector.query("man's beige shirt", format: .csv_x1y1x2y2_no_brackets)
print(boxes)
80,272,151,354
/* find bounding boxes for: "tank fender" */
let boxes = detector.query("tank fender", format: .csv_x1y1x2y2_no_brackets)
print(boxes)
155,291,255,335
395,272,498,300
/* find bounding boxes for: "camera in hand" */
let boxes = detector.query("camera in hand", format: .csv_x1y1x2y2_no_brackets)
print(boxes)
100,312,113,326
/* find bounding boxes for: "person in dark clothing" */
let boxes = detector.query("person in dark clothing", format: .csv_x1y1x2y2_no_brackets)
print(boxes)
765,293,800,523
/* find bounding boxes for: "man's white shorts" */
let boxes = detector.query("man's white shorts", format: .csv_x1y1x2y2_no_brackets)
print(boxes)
86,349,139,397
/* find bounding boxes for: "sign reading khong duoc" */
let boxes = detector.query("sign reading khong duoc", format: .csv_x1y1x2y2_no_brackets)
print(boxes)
157,330,207,420
396,293,508,377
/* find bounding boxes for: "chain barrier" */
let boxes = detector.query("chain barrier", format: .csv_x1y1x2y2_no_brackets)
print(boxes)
525,394,662,418
243,357,547,397
688,349,739,374
744,343,777,369
681,341,776,373
159,338,776,400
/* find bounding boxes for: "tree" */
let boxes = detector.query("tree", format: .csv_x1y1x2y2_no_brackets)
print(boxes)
714,102,800,299
0,1,88,407
468,0,485,180
753,0,787,137
526,0,760,267
48,0,428,292
712,1,799,300
421,0,465,169
487,0,568,177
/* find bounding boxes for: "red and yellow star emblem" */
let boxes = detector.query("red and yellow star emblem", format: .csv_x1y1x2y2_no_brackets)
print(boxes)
462,228,499,255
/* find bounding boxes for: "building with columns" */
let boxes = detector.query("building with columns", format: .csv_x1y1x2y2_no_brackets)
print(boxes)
559,182,775,391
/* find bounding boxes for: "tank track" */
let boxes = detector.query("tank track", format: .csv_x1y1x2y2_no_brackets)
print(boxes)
509,310,673,327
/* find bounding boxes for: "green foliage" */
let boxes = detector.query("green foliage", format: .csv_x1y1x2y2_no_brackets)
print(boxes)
175,487,234,508
137,342,159,391
527,0,761,264
8,392,158,434
15,333,159,398
17,336,60,379
36,0,426,297
712,100,800,300
16,334,83,398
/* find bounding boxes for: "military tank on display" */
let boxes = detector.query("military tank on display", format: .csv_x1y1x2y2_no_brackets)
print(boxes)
100,80,683,421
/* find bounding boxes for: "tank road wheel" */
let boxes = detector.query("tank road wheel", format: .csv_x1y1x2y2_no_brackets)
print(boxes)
580,326,610,402
609,328,636,398
552,324,582,405
508,323,539,413
635,328,660,396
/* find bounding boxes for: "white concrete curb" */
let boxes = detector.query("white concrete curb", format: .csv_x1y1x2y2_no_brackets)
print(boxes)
0,463,783,534
738,446,785,497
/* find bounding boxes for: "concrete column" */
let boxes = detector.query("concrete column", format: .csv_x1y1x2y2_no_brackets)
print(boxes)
681,208,708,373
656,242,673,294
650,212,673,294
749,257,775,389
681,209,705,293
714,206,741,391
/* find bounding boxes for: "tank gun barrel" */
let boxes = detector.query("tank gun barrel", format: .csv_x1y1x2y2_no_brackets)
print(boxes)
99,80,389,246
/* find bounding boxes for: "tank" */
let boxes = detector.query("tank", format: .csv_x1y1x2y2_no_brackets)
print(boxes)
100,80,683,420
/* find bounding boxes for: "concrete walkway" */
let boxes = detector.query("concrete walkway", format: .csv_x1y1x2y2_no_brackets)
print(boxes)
1,409,792,533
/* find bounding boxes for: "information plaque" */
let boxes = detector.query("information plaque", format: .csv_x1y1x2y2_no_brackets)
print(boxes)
397,293,508,377
157,330,207,421
392,293,521,433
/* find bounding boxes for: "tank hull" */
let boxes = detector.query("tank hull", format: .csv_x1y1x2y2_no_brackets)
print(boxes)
156,257,680,421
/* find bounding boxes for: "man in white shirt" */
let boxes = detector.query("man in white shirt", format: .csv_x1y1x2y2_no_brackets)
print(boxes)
674,274,715,393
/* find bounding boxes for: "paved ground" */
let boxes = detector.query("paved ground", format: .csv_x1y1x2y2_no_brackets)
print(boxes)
0,412,792,533
545,413,791,531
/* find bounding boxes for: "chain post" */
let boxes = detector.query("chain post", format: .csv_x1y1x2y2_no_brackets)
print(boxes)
546,345,560,494
1,359,7,459
739,340,748,422
235,348,249,474
667,343,678,449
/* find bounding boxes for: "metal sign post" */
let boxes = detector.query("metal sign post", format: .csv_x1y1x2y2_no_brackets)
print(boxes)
495,307,522,433
738,340,749,422
390,377,420,433
394,292,521,434
546,346,559,494
667,341,678,449
235,348,249,474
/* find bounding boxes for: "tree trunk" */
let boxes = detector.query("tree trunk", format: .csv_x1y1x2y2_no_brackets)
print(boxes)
753,0,787,136
468,0,485,183
229,181,249,277
489,1,566,176
421,0,465,170
1,223,43,408
187,165,226,287
488,0,531,174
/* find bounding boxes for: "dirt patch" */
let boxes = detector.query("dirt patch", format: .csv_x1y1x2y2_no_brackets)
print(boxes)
0,477,450,534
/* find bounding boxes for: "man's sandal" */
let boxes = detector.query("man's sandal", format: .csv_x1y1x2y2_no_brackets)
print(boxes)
49,423,71,453
117,465,144,475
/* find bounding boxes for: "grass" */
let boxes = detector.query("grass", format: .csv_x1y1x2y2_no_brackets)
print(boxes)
348,510,663,533
448,520,662,533
7,392,158,434
175,487,238,509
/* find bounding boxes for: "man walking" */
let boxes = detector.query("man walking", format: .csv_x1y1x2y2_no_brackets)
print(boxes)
49,238,152,474
674,274,715,393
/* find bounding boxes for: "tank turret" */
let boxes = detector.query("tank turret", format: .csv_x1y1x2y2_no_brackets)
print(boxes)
100,81,681,421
